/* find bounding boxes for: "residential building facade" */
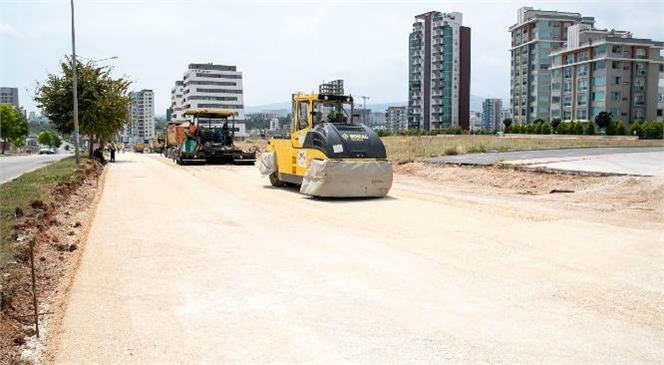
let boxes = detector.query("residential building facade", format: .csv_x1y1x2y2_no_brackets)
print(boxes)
124,89,155,143
0,87,19,109
408,11,471,131
180,63,246,137
319,80,344,95
482,98,503,131
509,7,595,124
386,106,408,132
549,26,664,124
658,85,664,122
170,81,184,120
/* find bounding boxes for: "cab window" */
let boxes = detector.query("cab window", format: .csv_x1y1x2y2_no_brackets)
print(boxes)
298,101,309,129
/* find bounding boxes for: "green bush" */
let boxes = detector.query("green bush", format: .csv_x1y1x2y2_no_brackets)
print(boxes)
541,123,551,134
615,122,626,136
573,121,584,135
630,121,641,136
585,122,595,135
641,121,664,139
556,122,567,135
606,121,617,136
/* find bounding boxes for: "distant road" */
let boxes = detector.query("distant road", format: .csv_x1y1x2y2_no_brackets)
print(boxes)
0,153,70,184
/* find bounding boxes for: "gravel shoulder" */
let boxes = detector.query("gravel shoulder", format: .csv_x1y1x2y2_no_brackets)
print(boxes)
47,153,663,364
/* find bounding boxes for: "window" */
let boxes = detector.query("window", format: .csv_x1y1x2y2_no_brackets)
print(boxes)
592,61,606,71
577,95,587,106
552,83,561,91
576,110,587,120
578,65,588,76
614,76,621,85
551,109,561,118
564,68,573,79
611,107,620,117
634,78,645,91
564,111,571,119
591,107,603,117
564,82,572,92
635,63,646,76
594,45,606,56
565,54,574,64
634,95,645,106
611,92,621,101
552,96,561,104
591,91,605,102
298,101,309,129
552,55,562,66
592,76,606,86
612,61,622,69
636,48,647,59
612,45,622,54
578,80,588,91
540,64,549,70
578,51,589,62
552,69,562,78
563,96,572,107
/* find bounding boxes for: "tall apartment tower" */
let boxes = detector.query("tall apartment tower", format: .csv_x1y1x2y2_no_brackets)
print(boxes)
386,106,408,132
482,98,503,131
180,63,246,137
549,26,664,124
170,81,184,120
509,7,595,124
408,11,471,131
129,90,155,142
319,80,344,95
0,87,19,109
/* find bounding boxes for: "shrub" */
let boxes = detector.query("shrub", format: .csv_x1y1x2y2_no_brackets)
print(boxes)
551,118,562,130
585,122,595,135
630,121,642,136
615,122,626,136
540,123,551,134
535,122,543,134
573,121,584,135
606,121,617,136
556,122,567,135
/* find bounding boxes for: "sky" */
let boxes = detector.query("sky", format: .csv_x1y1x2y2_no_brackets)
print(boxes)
1,0,663,116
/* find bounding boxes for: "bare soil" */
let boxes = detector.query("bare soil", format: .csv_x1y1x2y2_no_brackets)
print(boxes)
0,160,104,365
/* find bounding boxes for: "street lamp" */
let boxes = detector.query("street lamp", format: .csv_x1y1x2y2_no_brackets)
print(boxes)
70,0,80,165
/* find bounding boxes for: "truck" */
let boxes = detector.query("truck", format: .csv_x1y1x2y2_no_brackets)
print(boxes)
259,93,392,198
134,142,145,153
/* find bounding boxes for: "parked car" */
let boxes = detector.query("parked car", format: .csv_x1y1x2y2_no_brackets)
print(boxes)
39,147,55,155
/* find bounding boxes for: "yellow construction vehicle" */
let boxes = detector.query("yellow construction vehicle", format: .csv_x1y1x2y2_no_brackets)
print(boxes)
260,93,392,197
134,142,145,153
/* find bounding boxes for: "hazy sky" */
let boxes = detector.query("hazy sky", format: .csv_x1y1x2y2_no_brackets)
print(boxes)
2,0,662,115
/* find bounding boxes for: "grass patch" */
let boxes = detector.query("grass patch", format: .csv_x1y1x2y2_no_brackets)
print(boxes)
383,135,664,164
0,157,78,301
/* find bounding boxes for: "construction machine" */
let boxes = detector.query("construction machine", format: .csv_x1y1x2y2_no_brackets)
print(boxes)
150,132,165,154
134,142,145,153
259,93,392,198
176,109,256,165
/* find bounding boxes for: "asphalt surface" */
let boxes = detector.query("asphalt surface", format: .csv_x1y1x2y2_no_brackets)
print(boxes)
52,153,662,364
0,153,70,183
426,147,664,176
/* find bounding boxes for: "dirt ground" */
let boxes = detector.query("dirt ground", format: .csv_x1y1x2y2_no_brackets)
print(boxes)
36,153,663,364
0,160,103,365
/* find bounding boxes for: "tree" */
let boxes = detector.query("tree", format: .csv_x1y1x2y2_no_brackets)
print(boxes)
37,130,55,149
540,122,551,135
585,122,596,135
630,121,642,136
64,144,71,151
606,121,617,136
34,56,132,157
573,121,584,135
0,104,30,154
551,118,562,130
556,122,567,135
595,111,612,130
502,118,513,130
615,122,626,136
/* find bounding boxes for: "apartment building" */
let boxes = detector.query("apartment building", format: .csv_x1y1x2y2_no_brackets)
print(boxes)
549,26,664,124
0,87,19,109
408,11,471,131
124,90,155,143
386,106,408,132
319,80,344,95
170,81,184,120
179,63,246,137
482,98,503,131
509,7,595,124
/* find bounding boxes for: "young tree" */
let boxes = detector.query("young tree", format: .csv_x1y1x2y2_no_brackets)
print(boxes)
0,104,30,154
585,122,596,135
551,118,562,130
594,111,612,130
502,118,513,130
606,121,617,136
34,56,133,157
573,121,584,135
556,122,567,135
629,121,642,137
540,122,551,135
37,130,55,149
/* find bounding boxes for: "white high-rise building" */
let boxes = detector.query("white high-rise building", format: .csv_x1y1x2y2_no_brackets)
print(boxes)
123,90,155,143
171,81,184,120
180,63,246,137
386,106,408,132
482,98,503,131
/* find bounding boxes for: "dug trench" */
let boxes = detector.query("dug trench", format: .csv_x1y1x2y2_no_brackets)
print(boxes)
0,159,105,365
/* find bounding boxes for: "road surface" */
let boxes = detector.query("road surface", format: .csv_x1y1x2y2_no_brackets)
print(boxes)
51,153,662,364
427,147,664,176
0,153,70,183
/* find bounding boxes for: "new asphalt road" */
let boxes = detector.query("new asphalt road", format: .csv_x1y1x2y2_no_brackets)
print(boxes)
0,153,70,184
426,146,664,176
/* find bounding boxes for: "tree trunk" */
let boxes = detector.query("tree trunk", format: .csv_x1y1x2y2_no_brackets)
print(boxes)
1,139,5,154
88,133,94,158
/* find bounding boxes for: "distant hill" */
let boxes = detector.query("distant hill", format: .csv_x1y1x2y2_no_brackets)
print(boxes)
246,95,508,114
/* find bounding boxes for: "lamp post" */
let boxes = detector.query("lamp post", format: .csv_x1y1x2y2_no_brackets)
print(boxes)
70,0,80,165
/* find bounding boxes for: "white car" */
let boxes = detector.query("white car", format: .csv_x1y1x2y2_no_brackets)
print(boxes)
39,147,55,155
